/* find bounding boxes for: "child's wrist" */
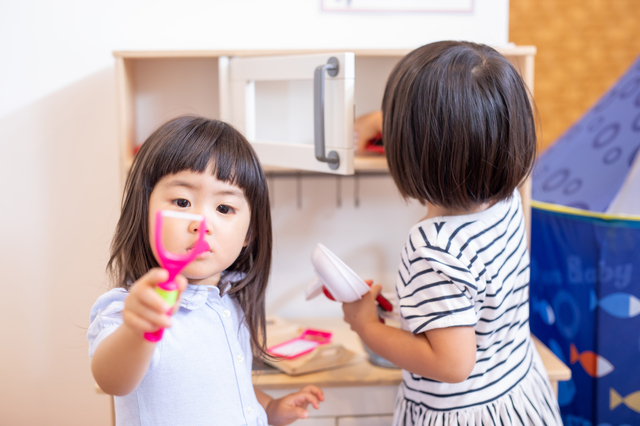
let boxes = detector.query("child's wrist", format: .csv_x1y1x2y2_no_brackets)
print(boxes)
356,317,380,343
264,396,276,419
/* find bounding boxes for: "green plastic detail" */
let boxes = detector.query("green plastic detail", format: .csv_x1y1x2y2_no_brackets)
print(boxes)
156,287,178,306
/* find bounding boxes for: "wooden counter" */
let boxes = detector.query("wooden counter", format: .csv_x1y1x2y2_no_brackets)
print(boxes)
253,317,571,395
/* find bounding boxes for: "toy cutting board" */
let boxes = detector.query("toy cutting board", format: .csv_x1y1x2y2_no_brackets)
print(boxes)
264,342,361,376
263,317,362,376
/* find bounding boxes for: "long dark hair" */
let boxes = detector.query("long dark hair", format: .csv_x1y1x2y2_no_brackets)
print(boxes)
382,41,537,210
107,115,272,358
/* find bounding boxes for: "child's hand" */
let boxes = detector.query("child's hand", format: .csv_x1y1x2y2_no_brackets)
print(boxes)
265,385,324,426
342,281,383,336
122,268,188,338
354,111,383,153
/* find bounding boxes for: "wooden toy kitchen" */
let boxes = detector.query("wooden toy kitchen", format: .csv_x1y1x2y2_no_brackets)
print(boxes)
110,47,571,425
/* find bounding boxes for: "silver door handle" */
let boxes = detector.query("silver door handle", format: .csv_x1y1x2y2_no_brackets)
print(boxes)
314,57,340,170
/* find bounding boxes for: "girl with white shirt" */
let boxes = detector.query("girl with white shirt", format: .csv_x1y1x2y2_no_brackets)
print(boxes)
88,115,323,426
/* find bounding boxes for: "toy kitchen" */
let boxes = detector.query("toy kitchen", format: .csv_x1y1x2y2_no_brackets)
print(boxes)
112,48,570,425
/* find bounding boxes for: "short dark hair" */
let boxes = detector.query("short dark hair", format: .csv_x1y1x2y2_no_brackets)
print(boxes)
107,115,272,357
382,40,536,210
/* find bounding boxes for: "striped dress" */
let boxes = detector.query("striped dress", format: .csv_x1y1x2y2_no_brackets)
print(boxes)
394,189,562,426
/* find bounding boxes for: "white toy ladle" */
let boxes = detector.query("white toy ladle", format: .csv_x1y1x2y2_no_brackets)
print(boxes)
306,244,373,303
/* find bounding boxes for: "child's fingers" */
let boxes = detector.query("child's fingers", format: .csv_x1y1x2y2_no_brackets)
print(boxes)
298,392,320,410
135,281,172,314
134,268,174,311
125,269,176,331
122,307,169,334
175,274,188,292
292,407,309,419
138,302,172,328
140,268,170,287
125,296,172,329
290,387,323,410
300,385,324,401
370,284,383,298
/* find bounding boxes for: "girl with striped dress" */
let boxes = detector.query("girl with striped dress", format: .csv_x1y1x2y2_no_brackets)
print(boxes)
344,41,562,426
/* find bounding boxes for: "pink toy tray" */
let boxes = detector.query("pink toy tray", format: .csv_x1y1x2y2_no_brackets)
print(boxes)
267,329,332,359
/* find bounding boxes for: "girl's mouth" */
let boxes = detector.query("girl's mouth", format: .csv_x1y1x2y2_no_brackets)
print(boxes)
187,240,211,255
195,251,212,260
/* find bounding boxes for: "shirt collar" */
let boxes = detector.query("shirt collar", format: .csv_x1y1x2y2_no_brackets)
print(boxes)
179,284,217,310
178,271,244,311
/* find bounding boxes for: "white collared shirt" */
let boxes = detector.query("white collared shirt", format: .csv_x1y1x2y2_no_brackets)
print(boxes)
87,274,268,426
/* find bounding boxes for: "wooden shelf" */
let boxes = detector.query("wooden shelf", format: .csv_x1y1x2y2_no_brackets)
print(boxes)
263,154,388,175
124,154,388,177
113,46,536,60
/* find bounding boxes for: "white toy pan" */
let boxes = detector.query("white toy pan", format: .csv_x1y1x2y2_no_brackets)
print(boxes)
306,243,371,303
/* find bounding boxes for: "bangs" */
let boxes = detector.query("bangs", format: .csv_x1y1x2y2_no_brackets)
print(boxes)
139,116,264,202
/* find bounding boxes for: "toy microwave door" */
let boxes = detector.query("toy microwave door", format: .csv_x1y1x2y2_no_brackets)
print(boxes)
220,53,355,175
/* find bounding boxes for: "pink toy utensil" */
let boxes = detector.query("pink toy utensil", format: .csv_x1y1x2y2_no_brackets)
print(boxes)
143,210,209,342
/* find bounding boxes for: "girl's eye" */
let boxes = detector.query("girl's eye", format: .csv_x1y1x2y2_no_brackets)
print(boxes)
217,204,235,214
174,199,191,208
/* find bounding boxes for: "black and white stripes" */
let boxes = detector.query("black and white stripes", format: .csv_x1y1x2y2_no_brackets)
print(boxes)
394,190,561,424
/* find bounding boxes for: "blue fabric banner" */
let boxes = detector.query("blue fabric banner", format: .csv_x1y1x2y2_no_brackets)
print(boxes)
530,204,640,426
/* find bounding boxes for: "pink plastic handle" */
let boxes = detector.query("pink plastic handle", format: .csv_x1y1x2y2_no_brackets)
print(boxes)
144,210,209,342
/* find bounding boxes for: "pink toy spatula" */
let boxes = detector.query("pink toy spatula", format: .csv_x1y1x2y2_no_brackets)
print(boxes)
143,210,209,342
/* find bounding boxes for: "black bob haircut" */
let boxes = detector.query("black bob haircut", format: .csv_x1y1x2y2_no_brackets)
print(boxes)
382,40,537,210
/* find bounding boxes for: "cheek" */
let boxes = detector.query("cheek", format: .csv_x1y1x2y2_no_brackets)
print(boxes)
152,217,187,255
225,224,251,257
232,228,250,252
233,212,252,246
148,215,159,261
148,192,162,258
161,229,181,252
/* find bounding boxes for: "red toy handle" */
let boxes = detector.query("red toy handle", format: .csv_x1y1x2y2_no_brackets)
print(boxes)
323,281,393,312
322,286,336,301
365,281,393,312
364,133,384,154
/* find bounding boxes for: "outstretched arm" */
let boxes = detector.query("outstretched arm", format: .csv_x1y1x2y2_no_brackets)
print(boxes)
343,285,476,383
255,385,324,426
91,269,187,396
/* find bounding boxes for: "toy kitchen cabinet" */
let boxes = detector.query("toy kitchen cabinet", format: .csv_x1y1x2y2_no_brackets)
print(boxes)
114,46,535,230
113,46,535,173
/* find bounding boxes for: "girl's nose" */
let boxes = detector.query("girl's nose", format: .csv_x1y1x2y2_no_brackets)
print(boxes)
189,219,211,235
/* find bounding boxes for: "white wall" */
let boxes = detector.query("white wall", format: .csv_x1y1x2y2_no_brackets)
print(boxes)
0,1,509,424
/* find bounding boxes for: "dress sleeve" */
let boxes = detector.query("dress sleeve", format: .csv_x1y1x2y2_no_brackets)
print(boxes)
87,288,127,358
398,246,478,334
